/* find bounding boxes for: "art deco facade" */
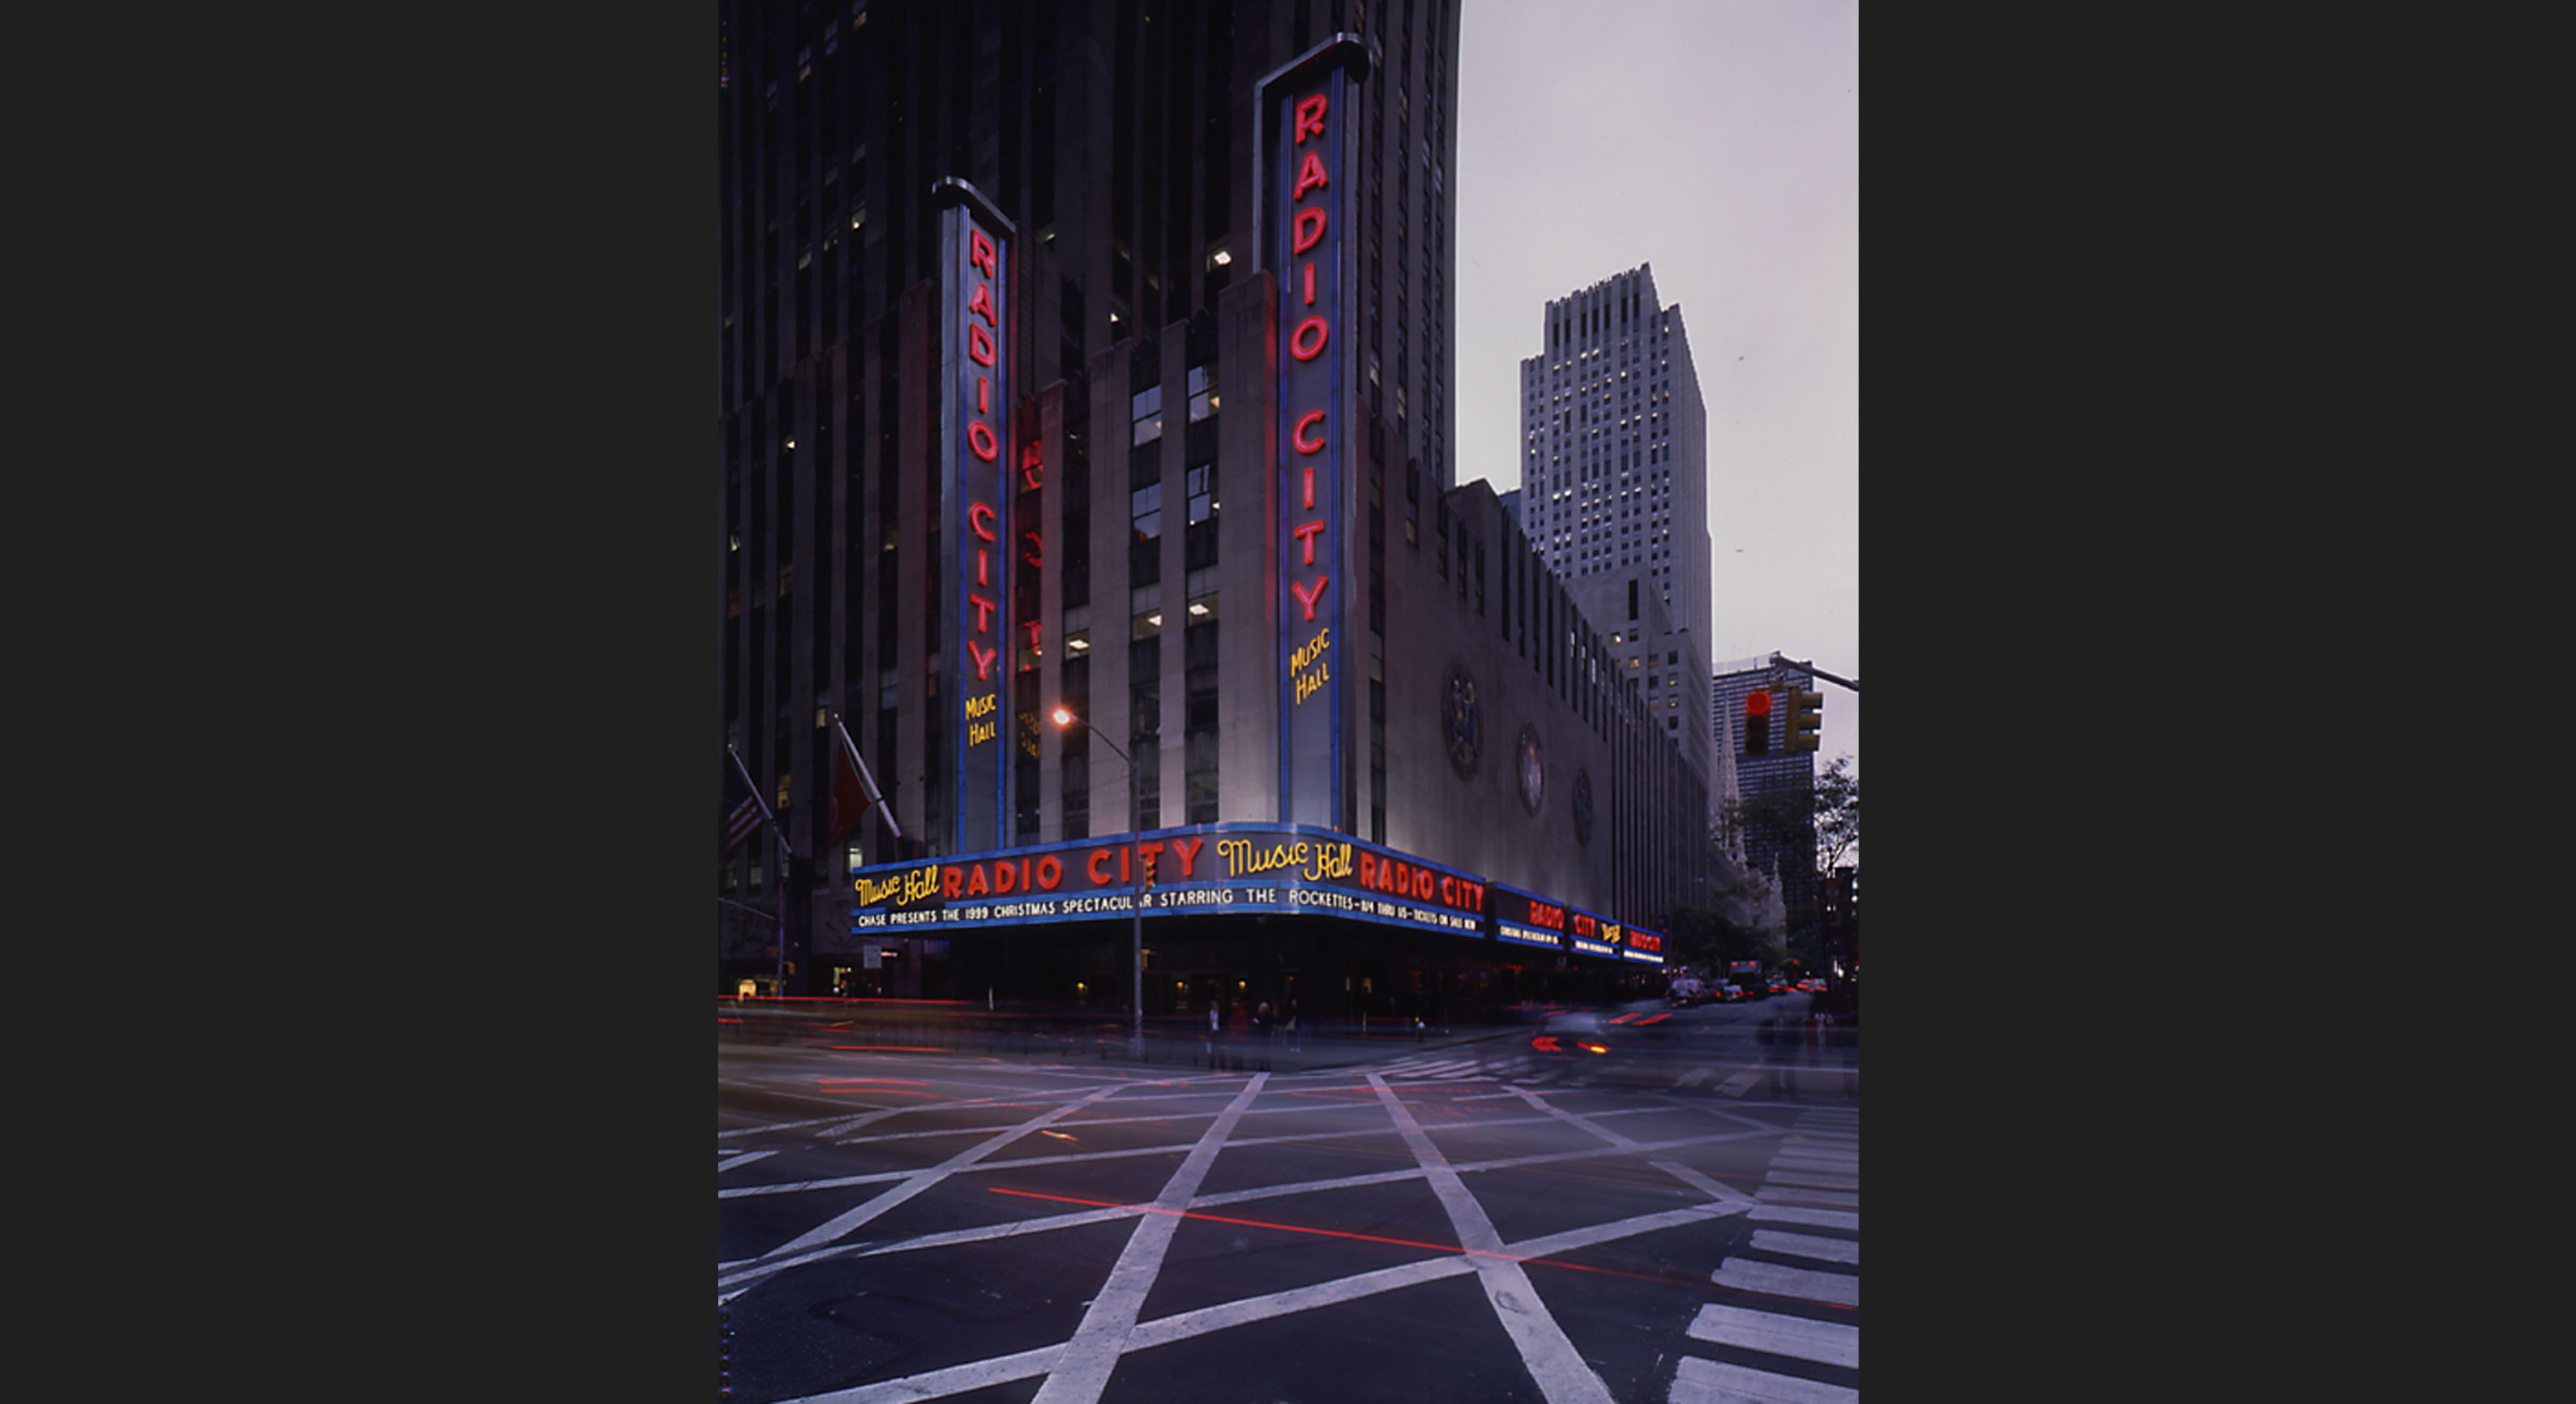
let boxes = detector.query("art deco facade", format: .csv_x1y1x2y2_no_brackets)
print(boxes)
716,0,1704,1012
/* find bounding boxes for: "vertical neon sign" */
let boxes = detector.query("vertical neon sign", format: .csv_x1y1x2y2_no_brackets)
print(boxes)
1266,38,1368,830
937,179,1013,854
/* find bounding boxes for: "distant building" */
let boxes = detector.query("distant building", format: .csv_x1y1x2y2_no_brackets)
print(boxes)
1712,655,1818,932
1515,266,1718,815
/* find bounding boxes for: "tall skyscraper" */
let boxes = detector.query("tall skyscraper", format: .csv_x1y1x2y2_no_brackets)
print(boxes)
1517,265,1715,799
714,0,1702,1009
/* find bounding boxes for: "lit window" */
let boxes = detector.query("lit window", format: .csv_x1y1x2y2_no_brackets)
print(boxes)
1131,385,1163,445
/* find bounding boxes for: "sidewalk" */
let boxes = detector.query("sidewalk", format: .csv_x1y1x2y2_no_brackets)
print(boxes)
716,1000,1555,1074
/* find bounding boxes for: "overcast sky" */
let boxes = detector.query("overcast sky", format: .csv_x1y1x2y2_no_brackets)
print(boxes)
1452,0,1859,774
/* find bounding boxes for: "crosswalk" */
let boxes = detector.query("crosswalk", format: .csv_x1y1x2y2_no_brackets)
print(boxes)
1670,1107,1861,1402
1370,1051,1519,1082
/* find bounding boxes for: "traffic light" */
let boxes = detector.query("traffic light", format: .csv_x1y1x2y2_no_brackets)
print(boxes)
1786,688,1823,753
1744,690,1771,756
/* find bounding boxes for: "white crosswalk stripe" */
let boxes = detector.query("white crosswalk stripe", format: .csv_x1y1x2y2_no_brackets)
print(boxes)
1710,1259,1859,1306
1377,1055,1489,1081
1669,1112,1860,1403
1747,1205,1857,1231
1670,1356,1857,1403
1749,1230,1858,1265
1686,1304,1860,1368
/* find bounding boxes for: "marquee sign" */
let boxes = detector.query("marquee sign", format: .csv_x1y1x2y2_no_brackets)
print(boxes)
936,179,1013,854
848,824,1487,940
1491,885,1569,952
1263,38,1368,830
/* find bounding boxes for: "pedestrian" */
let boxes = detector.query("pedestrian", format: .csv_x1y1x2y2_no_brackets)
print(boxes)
1206,1000,1219,1060
1285,1000,1301,1053
1258,1001,1274,1046
1762,1016,1792,1095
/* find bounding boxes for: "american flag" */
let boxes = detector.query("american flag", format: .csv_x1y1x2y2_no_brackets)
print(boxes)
722,747,780,856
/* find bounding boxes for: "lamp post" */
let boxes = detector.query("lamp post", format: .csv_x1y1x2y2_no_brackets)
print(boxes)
1054,706,1147,1059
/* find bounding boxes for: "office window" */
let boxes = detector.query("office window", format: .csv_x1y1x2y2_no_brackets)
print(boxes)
1131,385,1163,446
1187,364,1218,422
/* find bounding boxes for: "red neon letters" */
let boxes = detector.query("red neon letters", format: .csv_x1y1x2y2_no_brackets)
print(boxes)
1281,82,1332,672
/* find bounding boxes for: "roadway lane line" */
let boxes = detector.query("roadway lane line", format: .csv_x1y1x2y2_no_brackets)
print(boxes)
767,1341,1066,1404
1685,1303,1860,1368
1369,1072,1619,1404
1030,1074,1269,1404
720,1107,1679,1200
1120,1199,1743,1355
1651,1161,1758,1211
758,1082,1129,1260
1669,1354,1857,1403
1508,1085,1645,1150
716,1150,777,1173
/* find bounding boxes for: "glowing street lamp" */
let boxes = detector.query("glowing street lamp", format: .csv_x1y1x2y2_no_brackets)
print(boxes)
1053,706,1146,1058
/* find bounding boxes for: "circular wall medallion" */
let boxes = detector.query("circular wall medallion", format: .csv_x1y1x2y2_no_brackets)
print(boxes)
1516,724,1545,816
1443,666,1480,778
1572,769,1595,846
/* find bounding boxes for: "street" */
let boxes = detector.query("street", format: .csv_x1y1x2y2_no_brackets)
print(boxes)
718,998,1860,1402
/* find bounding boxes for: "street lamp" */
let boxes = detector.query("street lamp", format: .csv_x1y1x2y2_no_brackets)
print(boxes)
1053,706,1148,1058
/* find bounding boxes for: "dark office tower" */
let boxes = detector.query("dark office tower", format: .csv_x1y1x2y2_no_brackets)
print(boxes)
716,1,1462,997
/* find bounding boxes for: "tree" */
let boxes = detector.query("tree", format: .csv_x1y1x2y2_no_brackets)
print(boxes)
1716,755,1857,972
1812,755,1858,876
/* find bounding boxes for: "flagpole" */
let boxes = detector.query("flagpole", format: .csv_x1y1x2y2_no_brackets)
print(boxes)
731,746,793,997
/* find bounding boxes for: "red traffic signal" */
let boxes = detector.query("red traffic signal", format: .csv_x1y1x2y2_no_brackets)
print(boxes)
1745,690,1772,756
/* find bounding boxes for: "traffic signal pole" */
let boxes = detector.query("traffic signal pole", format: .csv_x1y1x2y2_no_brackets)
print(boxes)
1769,653,1858,693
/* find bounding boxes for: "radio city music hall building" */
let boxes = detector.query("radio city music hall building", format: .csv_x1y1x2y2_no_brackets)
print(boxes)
716,0,1710,1017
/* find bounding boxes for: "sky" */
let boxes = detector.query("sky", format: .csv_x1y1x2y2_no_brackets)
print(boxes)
1452,0,1860,776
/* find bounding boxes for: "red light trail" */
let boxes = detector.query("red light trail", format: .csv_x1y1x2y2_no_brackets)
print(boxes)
983,1187,1700,1289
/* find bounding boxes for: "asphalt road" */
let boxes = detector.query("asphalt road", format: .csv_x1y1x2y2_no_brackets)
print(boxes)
718,999,1860,1403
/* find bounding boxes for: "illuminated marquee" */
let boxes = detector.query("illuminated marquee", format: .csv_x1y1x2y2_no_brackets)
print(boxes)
1621,925,1666,967
937,179,1013,853
1491,885,1569,951
1264,38,1369,829
848,824,1487,940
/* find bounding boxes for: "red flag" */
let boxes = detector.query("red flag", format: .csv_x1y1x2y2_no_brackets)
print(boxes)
722,747,779,856
826,716,891,849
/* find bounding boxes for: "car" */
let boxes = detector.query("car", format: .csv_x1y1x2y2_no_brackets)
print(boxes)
1530,1010,1614,1058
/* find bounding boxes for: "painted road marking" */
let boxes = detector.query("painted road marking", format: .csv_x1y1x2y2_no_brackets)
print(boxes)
1711,1259,1859,1307
1370,1071,1618,1404
1669,1354,1857,1403
1755,1186,1860,1209
1747,1205,1859,1232
1763,1170,1859,1190
1749,1229,1858,1265
760,1082,1128,1259
1032,1075,1268,1404
1685,1302,1860,1368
